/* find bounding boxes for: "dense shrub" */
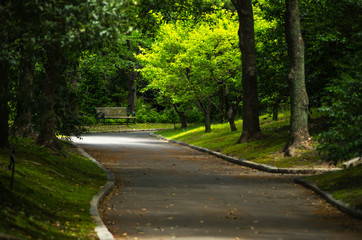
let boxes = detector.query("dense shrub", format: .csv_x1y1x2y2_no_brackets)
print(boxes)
318,73,362,163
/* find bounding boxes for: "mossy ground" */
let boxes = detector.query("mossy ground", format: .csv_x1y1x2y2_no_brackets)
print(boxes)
0,138,107,239
305,165,362,210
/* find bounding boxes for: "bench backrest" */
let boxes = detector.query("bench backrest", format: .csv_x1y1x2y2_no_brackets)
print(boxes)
95,107,128,118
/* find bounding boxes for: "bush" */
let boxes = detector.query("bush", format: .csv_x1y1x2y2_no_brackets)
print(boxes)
318,73,362,163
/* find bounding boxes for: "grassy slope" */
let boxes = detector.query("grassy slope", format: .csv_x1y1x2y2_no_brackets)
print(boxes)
156,113,329,168
156,114,361,210
306,166,362,210
0,138,107,239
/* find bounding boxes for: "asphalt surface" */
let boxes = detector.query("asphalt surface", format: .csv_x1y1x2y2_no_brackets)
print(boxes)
73,132,362,240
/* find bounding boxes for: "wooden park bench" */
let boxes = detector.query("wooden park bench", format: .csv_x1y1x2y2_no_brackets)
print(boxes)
94,107,136,124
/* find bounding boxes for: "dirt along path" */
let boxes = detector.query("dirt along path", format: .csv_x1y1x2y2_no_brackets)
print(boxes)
73,132,362,240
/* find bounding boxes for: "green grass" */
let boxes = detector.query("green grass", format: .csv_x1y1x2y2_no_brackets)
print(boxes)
156,113,329,168
305,165,362,210
0,138,107,239
86,122,181,132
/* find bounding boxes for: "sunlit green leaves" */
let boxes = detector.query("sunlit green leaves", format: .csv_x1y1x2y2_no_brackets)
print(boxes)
137,9,240,107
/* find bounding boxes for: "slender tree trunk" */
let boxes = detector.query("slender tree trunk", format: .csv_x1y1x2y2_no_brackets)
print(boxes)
173,104,187,129
224,85,237,132
204,109,212,133
0,61,9,148
272,99,279,121
218,86,225,123
232,0,262,142
36,48,61,150
196,99,212,133
14,57,34,137
127,70,137,116
283,0,310,156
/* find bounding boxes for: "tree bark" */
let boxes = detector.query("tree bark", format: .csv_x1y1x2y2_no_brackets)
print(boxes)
196,98,212,133
14,57,34,137
224,85,237,132
231,0,262,142
283,0,310,156
36,48,61,150
0,60,9,148
173,104,187,129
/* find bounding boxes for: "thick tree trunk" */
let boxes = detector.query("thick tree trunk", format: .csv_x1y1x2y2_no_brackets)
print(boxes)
36,48,61,150
283,0,310,156
232,0,262,142
224,85,237,132
0,61,9,148
14,58,34,137
173,104,187,129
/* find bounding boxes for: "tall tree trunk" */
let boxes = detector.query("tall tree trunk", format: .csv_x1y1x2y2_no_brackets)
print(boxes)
0,61,9,148
173,104,187,129
224,85,237,132
36,48,61,150
14,57,34,137
283,0,310,156
231,0,262,142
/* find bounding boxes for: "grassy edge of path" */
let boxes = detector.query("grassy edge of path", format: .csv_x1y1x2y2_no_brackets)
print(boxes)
155,115,362,211
305,166,362,211
0,138,107,239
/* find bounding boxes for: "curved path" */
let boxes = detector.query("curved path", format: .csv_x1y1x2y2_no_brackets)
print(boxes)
73,132,362,240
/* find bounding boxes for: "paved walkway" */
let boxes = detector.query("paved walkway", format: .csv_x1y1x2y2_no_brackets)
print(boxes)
73,132,362,240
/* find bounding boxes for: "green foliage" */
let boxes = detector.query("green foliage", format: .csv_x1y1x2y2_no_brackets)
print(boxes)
137,8,241,130
134,0,234,35
254,1,289,114
318,73,362,162
135,103,192,124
